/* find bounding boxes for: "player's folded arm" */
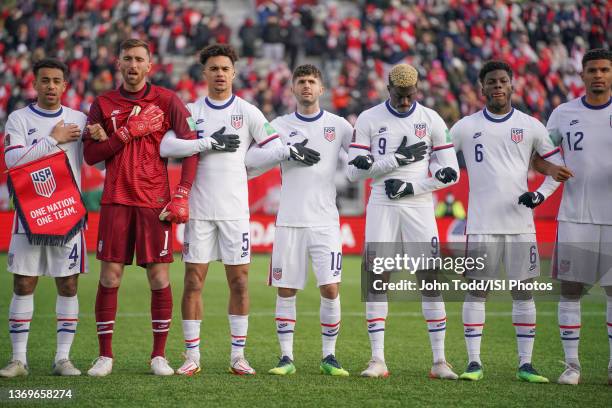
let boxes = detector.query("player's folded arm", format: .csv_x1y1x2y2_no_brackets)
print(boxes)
410,144,460,195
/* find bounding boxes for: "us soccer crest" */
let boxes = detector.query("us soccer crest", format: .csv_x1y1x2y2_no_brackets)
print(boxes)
324,127,336,142
511,128,524,143
273,267,282,280
30,167,56,198
231,115,243,130
414,123,427,138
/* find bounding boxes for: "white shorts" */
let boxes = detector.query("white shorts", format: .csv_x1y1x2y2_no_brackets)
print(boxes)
365,204,439,269
465,234,539,281
269,226,342,290
552,221,612,286
7,231,88,277
182,219,251,265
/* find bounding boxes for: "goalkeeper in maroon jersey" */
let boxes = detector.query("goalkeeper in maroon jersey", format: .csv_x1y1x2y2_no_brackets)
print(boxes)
82,39,198,377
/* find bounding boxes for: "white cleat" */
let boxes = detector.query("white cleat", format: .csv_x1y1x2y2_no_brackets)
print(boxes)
429,361,458,380
53,359,81,376
0,360,28,378
150,356,174,376
87,356,113,377
557,362,580,385
360,357,389,378
229,357,256,375
176,351,201,376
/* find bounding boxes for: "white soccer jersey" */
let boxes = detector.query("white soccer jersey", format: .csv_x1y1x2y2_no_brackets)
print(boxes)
187,95,282,220
547,96,612,225
347,100,458,207
270,110,353,227
452,107,560,234
4,103,86,234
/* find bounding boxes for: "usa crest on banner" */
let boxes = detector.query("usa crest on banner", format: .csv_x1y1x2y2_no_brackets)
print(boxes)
511,128,524,143
231,114,243,129
414,122,427,138
324,127,336,142
7,151,87,246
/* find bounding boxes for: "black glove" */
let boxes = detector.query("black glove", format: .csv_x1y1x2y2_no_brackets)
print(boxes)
210,126,240,152
289,139,320,165
435,167,458,184
348,154,374,170
394,136,427,165
518,191,545,209
384,179,414,199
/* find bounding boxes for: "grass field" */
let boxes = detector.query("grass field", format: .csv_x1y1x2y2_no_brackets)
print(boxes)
0,253,610,407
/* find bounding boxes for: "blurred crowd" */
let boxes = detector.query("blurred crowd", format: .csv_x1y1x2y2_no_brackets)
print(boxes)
0,0,609,129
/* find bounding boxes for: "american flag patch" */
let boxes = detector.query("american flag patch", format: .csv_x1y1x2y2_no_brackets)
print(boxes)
324,127,336,142
231,115,243,130
30,167,56,198
414,123,427,138
511,128,523,143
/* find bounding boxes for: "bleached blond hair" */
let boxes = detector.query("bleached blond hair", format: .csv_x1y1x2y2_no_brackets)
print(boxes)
389,64,418,87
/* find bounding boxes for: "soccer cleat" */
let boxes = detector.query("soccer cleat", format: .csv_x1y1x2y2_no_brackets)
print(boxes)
268,356,296,375
0,360,28,378
229,357,256,375
429,361,458,380
459,361,483,381
320,354,349,376
175,352,201,376
150,356,174,376
517,363,549,383
53,359,81,376
361,357,389,378
88,356,113,377
557,362,580,385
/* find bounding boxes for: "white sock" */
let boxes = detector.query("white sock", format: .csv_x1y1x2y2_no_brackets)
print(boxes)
55,295,79,363
422,296,447,363
366,301,387,361
229,314,248,361
320,295,341,358
607,296,612,369
558,297,581,366
9,294,33,365
275,295,296,360
463,295,485,365
512,299,536,367
182,320,201,361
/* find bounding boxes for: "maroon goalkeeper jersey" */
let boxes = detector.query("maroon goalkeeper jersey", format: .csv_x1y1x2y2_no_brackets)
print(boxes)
84,83,196,208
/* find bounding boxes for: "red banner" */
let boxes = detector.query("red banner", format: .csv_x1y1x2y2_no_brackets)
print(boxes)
0,212,558,258
7,152,87,246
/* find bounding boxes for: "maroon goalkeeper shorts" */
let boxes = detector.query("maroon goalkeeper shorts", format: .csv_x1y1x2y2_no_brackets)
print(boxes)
97,204,173,267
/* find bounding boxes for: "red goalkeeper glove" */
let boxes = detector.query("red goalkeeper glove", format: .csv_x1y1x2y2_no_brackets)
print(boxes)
159,184,190,223
116,104,165,144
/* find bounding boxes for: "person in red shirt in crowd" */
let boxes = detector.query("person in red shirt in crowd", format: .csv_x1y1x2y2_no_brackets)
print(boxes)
82,39,198,377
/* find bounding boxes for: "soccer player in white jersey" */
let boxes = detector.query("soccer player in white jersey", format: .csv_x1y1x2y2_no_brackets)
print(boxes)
347,64,460,379
451,60,568,383
159,45,315,376
244,64,352,376
0,59,90,377
534,48,612,386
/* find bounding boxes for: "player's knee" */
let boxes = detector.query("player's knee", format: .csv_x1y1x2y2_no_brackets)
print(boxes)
319,283,339,299
13,275,37,295
184,273,204,292
560,280,585,300
56,276,78,297
228,275,249,295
